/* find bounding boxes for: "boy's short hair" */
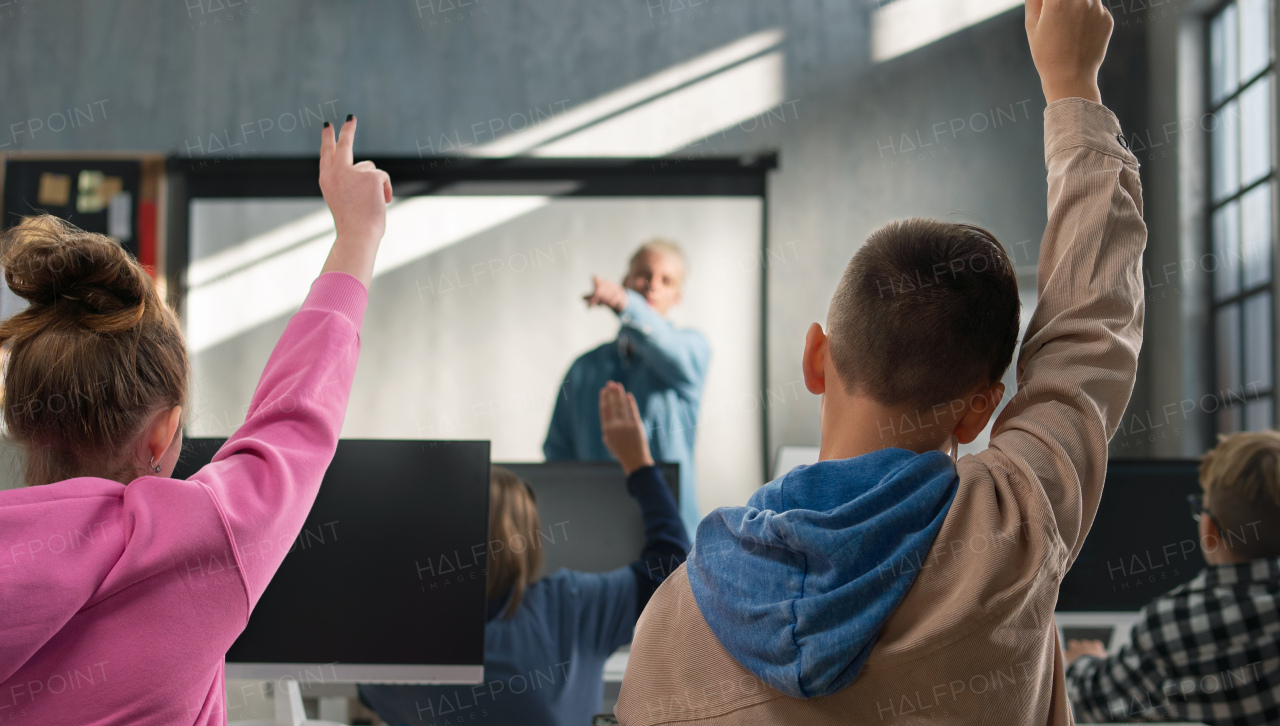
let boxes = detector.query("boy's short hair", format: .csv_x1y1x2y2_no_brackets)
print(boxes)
826,219,1021,411
1200,430,1280,559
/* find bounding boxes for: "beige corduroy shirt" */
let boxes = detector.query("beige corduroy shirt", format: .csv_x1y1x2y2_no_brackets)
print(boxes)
615,98,1146,726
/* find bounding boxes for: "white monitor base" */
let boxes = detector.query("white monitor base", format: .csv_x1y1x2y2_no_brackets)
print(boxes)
228,677,347,726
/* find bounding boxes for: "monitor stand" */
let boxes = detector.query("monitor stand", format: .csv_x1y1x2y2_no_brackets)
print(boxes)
228,677,348,726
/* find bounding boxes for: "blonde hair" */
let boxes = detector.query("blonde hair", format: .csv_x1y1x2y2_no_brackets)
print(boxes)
0,215,189,486
628,238,686,282
487,466,545,619
1199,430,1280,559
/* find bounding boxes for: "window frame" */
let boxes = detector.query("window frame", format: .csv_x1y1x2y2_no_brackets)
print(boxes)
1205,0,1278,434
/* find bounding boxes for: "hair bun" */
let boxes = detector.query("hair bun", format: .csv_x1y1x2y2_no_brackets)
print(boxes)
1,215,148,327
0,215,188,487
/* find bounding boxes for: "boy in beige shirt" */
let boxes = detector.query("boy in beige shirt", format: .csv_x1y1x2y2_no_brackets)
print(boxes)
616,0,1145,723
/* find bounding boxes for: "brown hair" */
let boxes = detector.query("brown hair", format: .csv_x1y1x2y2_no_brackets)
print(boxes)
1200,430,1280,560
0,215,189,486
487,466,545,619
826,219,1021,411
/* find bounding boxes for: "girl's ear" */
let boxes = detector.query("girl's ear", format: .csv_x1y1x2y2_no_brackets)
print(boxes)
147,405,183,466
164,405,183,442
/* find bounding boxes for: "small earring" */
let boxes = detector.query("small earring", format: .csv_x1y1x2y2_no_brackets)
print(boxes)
149,456,162,474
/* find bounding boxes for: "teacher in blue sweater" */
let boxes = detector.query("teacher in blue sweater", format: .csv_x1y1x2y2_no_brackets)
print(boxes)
359,382,690,725
545,240,710,537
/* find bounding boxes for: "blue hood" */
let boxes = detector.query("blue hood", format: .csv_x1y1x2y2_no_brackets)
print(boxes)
686,448,958,699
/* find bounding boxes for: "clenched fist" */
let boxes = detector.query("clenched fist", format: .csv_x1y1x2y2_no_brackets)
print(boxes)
1026,0,1114,104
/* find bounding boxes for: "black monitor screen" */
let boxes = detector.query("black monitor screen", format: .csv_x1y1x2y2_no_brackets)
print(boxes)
1057,459,1204,612
497,462,678,575
174,438,490,675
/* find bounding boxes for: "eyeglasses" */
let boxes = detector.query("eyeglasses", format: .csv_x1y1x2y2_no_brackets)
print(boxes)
1187,494,1217,527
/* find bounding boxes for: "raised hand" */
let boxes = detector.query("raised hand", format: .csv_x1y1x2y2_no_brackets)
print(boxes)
318,115,393,287
599,381,655,476
583,275,629,312
1026,0,1114,104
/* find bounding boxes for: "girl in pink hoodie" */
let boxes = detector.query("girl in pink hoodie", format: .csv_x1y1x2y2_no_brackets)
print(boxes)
0,116,390,726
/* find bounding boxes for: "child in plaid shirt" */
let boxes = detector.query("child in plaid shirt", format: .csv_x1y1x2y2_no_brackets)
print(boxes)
1066,431,1280,725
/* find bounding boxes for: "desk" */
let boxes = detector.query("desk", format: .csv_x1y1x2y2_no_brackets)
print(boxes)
229,659,1212,726
227,679,356,725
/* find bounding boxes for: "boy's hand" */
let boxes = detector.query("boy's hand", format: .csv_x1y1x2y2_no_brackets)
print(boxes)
600,381,655,475
319,116,393,287
1026,0,1113,104
1063,639,1107,664
584,276,629,312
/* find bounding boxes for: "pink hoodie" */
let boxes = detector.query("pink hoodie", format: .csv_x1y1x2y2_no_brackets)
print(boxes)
0,272,367,726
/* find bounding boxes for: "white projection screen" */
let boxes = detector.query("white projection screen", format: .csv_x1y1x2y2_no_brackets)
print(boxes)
185,193,765,516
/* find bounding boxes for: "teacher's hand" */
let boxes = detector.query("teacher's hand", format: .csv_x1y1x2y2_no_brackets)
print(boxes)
584,275,628,312
600,381,654,476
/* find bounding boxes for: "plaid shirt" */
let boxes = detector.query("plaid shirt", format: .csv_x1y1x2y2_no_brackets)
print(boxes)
1066,556,1280,725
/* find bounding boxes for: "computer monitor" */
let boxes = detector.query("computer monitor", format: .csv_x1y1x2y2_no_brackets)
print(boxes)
174,438,491,684
1057,459,1204,612
496,462,679,574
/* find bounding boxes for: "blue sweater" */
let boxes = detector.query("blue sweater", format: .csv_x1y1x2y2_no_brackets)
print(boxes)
359,467,689,726
544,290,710,538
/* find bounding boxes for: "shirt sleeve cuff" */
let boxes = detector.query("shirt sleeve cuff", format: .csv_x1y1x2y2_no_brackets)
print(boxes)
1065,654,1102,678
300,272,370,329
616,289,647,326
626,465,663,495
1044,98,1138,167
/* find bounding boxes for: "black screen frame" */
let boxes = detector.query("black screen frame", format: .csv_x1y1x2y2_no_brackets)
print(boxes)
167,154,777,480
173,437,491,683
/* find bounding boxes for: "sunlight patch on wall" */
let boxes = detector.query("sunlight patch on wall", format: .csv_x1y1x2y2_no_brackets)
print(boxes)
873,0,1023,62
187,196,550,352
472,28,786,157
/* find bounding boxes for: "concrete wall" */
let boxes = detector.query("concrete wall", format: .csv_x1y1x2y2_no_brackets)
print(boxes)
0,0,1182,477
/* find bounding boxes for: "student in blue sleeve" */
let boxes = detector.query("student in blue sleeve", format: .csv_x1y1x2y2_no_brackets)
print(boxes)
544,239,710,538
359,381,691,726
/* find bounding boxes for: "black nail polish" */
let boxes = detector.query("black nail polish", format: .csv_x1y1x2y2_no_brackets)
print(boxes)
347,114,354,122
323,121,330,128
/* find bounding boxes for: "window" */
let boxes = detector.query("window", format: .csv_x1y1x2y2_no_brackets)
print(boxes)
1209,0,1275,433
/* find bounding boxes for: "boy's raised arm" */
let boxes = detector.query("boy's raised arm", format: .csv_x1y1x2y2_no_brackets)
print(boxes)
980,0,1146,561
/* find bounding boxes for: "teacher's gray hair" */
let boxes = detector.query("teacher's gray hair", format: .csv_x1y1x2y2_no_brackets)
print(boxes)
628,238,687,280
